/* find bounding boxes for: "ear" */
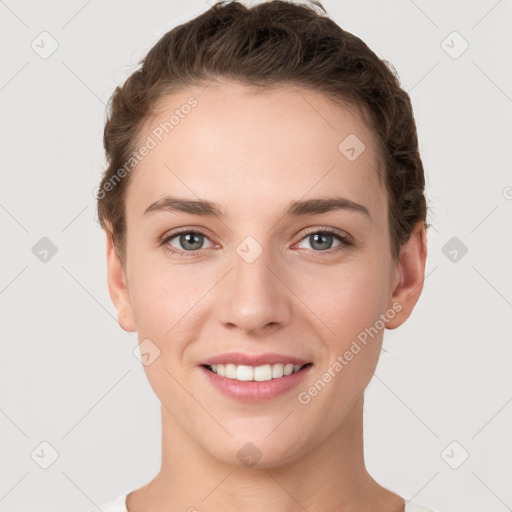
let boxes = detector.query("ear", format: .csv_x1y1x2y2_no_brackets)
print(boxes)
385,221,428,330
105,227,136,332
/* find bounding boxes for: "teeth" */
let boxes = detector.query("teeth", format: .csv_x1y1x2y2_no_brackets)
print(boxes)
209,363,305,381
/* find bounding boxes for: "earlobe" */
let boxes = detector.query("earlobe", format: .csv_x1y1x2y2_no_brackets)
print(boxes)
105,228,137,332
385,222,428,330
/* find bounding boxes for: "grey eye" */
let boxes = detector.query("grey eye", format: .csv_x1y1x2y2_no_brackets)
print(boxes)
297,231,343,251
168,231,214,251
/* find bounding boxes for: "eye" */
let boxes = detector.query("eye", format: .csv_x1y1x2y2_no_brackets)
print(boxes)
161,229,215,257
295,228,352,253
159,227,353,258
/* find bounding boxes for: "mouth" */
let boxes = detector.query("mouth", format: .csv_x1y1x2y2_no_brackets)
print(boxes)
201,362,313,382
199,362,313,402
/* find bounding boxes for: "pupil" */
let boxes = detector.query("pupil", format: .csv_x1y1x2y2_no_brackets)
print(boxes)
181,232,202,250
311,233,332,250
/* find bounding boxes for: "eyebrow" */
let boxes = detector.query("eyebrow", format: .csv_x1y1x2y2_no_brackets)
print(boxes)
143,195,371,220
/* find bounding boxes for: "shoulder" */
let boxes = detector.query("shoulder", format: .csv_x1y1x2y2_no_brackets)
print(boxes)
405,501,437,512
84,493,128,512
84,493,436,512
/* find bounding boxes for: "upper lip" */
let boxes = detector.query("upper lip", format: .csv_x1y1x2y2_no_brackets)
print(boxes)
200,352,312,367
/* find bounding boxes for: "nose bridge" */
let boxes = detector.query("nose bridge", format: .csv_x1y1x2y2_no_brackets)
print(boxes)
217,237,290,333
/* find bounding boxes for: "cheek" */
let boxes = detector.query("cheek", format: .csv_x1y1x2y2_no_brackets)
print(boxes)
295,260,388,338
127,254,169,334
295,263,389,390
128,268,194,393
128,257,208,344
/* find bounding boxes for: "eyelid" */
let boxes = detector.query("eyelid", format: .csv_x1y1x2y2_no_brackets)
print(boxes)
160,227,218,248
160,225,353,256
298,225,351,240
161,226,214,241
294,225,353,245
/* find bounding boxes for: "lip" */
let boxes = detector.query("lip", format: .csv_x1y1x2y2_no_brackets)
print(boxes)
200,363,313,402
200,351,311,367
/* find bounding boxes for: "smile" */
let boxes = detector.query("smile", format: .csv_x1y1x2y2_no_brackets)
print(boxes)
204,363,310,381
200,363,314,402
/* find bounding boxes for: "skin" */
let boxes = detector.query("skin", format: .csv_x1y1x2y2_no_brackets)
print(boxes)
105,80,427,512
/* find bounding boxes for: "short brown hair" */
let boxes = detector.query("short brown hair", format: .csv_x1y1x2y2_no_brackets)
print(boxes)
97,0,429,265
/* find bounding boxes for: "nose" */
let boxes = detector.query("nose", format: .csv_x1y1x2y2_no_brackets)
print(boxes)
217,244,291,336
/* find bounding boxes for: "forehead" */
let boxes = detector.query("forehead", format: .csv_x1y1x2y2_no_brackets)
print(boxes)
127,81,385,221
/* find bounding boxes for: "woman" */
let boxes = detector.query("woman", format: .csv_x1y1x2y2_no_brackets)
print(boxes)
92,1,431,510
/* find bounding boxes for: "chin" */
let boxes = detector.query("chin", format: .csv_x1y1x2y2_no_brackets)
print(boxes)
201,432,308,470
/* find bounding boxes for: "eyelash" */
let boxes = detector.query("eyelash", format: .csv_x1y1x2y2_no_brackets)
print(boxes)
159,226,353,258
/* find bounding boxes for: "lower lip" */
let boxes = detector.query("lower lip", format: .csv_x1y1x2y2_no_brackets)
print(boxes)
199,364,313,402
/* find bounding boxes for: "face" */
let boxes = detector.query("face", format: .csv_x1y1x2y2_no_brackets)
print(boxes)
106,81,426,468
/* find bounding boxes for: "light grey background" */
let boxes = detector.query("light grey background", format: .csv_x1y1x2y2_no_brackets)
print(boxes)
1,1,511,511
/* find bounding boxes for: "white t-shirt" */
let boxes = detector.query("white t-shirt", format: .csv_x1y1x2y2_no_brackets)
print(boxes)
88,492,437,512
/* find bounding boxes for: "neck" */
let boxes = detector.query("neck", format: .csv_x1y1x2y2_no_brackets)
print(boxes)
131,394,399,512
